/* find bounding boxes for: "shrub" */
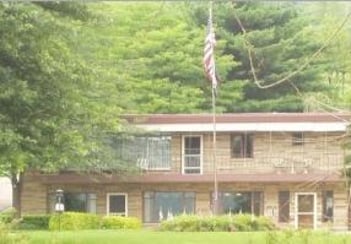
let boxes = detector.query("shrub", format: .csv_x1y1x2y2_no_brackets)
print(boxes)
0,208,16,224
232,214,253,231
16,215,50,230
101,216,141,230
255,216,276,231
160,215,202,232
160,214,276,232
49,212,100,231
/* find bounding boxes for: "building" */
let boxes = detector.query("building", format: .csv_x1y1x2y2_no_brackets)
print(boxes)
21,113,350,230
0,177,12,211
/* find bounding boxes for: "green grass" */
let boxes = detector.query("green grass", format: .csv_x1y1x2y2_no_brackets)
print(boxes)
5,230,351,244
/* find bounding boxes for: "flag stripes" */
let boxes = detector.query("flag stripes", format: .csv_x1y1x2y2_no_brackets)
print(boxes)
203,7,217,90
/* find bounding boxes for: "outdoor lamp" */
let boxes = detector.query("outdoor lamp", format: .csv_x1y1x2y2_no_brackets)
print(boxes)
55,189,65,212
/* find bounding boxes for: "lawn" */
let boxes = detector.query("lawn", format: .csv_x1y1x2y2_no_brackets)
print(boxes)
4,230,351,244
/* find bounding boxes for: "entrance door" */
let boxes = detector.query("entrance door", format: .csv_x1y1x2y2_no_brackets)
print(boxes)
295,193,316,229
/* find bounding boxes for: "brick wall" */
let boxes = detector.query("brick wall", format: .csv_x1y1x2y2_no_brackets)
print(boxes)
21,173,349,230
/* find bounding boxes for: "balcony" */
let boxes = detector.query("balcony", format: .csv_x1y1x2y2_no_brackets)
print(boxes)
137,153,344,175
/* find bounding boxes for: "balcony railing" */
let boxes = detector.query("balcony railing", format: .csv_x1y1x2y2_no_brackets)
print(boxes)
136,153,345,174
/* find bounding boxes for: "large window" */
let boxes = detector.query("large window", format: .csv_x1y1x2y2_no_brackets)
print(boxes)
215,191,263,215
143,192,195,223
278,191,290,223
322,191,333,222
48,192,96,213
116,135,171,170
231,134,253,158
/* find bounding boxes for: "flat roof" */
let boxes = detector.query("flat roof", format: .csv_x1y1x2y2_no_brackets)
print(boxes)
122,113,350,132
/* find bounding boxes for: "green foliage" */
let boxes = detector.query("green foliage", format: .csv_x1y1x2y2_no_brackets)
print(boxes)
101,216,141,230
159,214,276,232
0,208,16,224
49,212,100,231
16,215,50,230
0,221,28,244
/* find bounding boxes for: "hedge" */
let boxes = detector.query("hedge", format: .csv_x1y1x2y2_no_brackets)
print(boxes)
49,212,142,231
101,216,141,230
159,214,276,232
16,215,50,230
49,212,100,231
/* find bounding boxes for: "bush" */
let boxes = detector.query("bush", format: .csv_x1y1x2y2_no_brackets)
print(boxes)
16,215,50,230
101,216,141,229
0,208,16,224
160,214,276,232
49,212,100,231
232,214,254,231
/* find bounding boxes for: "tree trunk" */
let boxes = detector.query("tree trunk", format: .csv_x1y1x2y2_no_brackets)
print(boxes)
11,172,23,218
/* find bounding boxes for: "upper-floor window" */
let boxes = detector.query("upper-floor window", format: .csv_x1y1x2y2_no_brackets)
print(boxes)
183,136,202,174
292,132,304,145
116,135,171,170
231,133,253,158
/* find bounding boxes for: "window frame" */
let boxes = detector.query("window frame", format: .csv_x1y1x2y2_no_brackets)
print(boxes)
230,133,254,158
278,191,290,223
214,191,263,216
182,135,203,174
106,193,128,216
116,134,172,171
48,192,97,214
143,191,196,223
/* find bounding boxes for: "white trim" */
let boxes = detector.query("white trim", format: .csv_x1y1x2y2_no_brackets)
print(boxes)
106,193,128,216
182,135,203,175
137,122,347,132
295,192,317,229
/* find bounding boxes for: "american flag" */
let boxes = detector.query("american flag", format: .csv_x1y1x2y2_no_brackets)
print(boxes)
203,7,217,90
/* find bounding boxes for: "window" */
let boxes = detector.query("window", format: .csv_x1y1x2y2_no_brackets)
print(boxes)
292,132,304,145
215,191,263,215
231,134,253,158
48,192,97,213
116,135,171,170
183,136,202,174
322,191,333,222
278,191,290,223
107,193,127,216
143,192,195,223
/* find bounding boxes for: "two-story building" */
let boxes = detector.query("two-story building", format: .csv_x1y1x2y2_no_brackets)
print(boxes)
21,113,350,230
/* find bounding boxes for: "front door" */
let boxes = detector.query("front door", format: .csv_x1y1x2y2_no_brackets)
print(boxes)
295,193,316,229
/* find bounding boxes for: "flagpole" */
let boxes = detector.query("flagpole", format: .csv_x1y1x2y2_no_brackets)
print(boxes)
212,85,218,215
209,1,218,216
204,1,218,215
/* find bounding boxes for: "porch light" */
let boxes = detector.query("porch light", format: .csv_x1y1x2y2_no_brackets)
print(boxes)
55,189,65,212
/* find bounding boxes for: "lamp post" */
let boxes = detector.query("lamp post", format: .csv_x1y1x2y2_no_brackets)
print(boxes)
55,189,64,231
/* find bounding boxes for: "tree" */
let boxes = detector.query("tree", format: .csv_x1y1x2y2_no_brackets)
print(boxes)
0,3,123,215
76,2,238,113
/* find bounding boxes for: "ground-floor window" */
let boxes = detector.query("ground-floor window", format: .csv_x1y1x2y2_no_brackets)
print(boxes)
215,191,263,215
107,193,127,216
48,192,96,213
322,191,333,222
278,191,290,223
143,192,195,223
